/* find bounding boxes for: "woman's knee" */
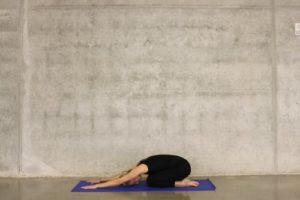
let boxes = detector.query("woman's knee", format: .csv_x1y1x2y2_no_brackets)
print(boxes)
146,177,158,187
178,160,191,178
146,177,174,187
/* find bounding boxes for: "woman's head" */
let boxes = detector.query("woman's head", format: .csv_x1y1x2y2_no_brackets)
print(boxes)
119,166,142,186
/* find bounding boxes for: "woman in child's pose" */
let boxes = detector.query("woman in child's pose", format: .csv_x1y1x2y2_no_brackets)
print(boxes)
82,154,199,189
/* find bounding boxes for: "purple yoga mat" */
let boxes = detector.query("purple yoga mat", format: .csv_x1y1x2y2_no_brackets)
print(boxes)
71,179,216,192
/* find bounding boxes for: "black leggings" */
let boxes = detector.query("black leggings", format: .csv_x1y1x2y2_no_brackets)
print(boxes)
139,155,191,187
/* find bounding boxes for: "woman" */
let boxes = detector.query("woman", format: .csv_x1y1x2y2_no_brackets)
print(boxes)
82,154,199,189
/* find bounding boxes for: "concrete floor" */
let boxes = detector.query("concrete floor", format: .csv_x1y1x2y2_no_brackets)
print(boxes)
1,175,300,200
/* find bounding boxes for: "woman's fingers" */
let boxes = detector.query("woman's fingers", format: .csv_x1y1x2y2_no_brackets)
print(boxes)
82,185,97,189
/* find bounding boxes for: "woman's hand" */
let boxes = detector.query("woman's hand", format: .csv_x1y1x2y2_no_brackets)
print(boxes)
81,184,100,189
85,179,101,184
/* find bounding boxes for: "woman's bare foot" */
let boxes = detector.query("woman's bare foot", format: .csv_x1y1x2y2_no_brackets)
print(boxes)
186,180,199,187
175,179,200,187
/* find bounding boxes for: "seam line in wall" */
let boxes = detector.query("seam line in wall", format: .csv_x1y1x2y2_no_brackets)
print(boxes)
275,5,300,8
17,0,25,176
271,0,278,174
30,5,271,10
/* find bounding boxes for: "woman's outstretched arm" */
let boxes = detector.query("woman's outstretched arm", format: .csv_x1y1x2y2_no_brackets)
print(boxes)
85,175,120,184
82,164,148,189
86,164,141,184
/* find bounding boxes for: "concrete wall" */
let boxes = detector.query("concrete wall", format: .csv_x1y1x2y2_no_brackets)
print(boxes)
0,0,299,177
276,0,300,173
0,0,21,176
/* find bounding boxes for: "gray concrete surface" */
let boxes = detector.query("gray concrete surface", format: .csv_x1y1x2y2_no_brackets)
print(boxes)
276,6,300,173
0,0,21,176
29,0,271,7
0,0,300,177
276,0,300,6
1,175,300,200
